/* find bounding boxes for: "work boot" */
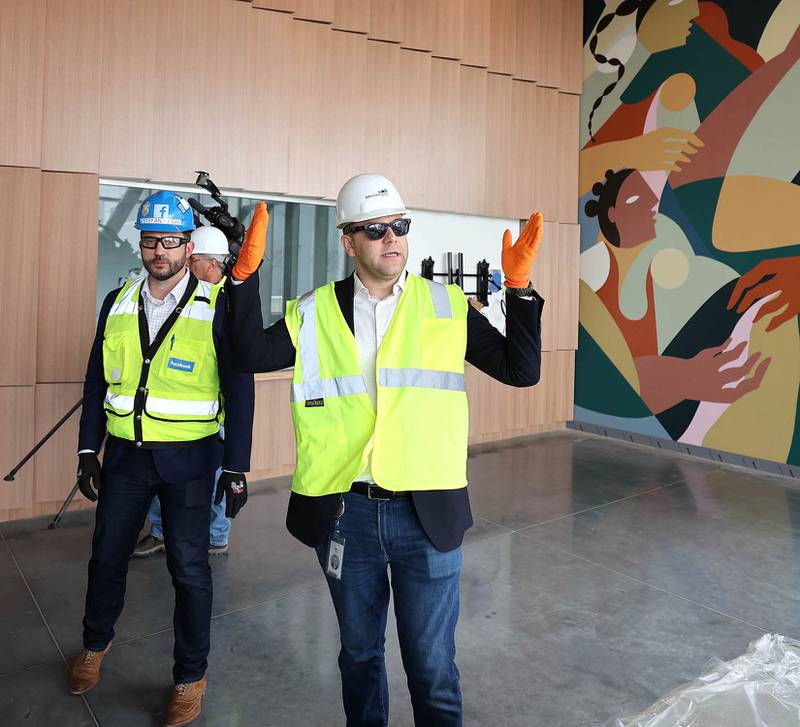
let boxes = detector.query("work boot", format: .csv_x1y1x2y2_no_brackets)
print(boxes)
164,676,207,727
133,533,165,557
68,643,112,695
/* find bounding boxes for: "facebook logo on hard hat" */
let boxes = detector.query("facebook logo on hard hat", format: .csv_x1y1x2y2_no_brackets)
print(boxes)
154,204,170,219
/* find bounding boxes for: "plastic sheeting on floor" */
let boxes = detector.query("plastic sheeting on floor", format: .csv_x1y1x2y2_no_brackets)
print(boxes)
607,634,800,727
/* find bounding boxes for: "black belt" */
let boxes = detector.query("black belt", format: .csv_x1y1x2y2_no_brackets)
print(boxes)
350,481,411,500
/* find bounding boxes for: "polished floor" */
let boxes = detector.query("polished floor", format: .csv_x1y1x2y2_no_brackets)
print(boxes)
2,430,799,726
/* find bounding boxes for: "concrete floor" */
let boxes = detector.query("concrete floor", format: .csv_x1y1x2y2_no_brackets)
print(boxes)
2,430,799,726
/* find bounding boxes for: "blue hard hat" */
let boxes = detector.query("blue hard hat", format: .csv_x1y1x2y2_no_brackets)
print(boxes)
135,191,196,232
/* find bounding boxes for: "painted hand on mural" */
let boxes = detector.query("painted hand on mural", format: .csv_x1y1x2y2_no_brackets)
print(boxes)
727,258,800,333
501,212,543,288
622,127,704,173
634,340,770,414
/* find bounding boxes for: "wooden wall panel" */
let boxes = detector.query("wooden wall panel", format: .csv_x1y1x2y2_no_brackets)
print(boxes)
427,59,462,211
432,0,464,61
394,49,432,209
287,21,332,197
363,40,401,179
333,0,370,33
0,167,41,386
535,85,560,222
150,0,222,185
457,65,488,213
510,79,537,220
514,0,539,82
557,92,580,223
32,383,84,508
536,0,561,89
0,387,36,513
402,0,435,52
253,0,295,11
369,0,404,43
203,0,253,189
250,376,296,479
37,173,99,383
98,0,158,180
557,223,580,351
560,0,583,94
0,0,45,168
295,0,335,23
41,0,104,173
530,221,558,352
244,9,293,193
461,0,490,68
488,0,516,76
484,72,513,218
320,30,369,198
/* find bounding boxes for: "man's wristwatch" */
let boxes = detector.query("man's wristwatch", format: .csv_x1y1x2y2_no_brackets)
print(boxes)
505,284,536,297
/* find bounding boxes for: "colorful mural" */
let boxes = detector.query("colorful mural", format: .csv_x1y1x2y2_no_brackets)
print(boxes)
576,0,800,466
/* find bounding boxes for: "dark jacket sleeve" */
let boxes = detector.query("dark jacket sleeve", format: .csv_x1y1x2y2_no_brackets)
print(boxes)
464,290,544,387
214,289,255,473
226,270,297,373
78,290,118,453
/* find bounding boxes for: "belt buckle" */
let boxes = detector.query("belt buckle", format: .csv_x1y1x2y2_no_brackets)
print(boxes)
367,485,390,501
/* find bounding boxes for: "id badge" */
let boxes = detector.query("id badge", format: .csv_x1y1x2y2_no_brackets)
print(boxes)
326,532,346,580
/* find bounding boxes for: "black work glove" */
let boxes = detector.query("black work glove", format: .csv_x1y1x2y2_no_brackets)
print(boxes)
215,471,248,519
77,453,102,502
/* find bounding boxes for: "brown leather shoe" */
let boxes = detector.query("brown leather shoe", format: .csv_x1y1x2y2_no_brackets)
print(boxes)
69,643,112,694
164,676,207,727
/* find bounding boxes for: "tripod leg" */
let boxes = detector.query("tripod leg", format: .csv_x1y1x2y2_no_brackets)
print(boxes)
48,481,82,530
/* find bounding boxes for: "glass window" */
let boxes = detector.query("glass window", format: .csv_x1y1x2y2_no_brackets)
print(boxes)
97,182,354,325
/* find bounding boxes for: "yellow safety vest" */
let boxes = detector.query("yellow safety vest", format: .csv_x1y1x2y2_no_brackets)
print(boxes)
101,275,224,446
285,273,469,495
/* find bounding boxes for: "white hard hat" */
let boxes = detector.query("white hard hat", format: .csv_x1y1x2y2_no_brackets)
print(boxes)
336,174,406,228
190,226,230,256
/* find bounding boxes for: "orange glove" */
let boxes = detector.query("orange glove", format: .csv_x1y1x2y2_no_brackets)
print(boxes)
502,211,543,288
231,201,269,281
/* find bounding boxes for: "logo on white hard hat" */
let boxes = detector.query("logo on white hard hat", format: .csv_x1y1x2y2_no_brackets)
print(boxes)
365,189,389,199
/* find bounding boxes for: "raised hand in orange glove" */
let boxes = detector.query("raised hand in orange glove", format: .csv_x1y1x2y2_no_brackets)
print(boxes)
502,211,543,288
231,201,269,281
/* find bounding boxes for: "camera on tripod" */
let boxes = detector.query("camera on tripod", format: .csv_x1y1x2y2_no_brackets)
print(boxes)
187,171,246,271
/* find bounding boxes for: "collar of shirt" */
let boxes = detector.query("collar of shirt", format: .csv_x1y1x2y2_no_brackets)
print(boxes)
353,270,406,301
141,269,190,307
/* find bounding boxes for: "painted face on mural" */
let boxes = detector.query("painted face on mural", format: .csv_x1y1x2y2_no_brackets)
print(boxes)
638,0,700,53
607,172,659,249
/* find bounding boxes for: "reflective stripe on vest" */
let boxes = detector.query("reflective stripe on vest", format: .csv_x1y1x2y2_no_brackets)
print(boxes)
104,392,220,417
378,368,466,392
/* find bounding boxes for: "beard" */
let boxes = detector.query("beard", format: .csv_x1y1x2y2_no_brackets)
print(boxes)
143,252,187,281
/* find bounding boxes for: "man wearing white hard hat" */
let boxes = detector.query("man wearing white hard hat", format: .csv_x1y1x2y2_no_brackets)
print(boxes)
225,174,545,726
133,225,248,559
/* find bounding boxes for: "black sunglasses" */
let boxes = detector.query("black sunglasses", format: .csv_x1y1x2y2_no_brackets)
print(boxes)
347,218,411,240
139,235,189,249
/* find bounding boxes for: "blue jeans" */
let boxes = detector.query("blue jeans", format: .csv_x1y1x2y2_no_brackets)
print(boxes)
83,449,214,683
315,492,463,727
149,467,230,546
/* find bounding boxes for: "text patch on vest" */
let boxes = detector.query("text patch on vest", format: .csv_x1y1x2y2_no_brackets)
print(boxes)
305,398,325,408
167,357,196,373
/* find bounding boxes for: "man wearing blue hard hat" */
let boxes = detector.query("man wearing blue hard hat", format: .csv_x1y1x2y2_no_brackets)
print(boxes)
69,190,254,726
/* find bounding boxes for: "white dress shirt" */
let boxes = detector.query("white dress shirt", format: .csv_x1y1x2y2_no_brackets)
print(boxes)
140,270,190,345
353,270,406,483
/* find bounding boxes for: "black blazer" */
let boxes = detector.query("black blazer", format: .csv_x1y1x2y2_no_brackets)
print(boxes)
79,273,255,484
228,272,543,551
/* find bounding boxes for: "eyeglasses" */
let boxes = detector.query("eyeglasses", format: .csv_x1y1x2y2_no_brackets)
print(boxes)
347,218,411,241
139,235,189,249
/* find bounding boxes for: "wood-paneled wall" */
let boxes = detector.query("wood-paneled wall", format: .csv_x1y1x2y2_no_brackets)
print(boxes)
0,0,581,522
